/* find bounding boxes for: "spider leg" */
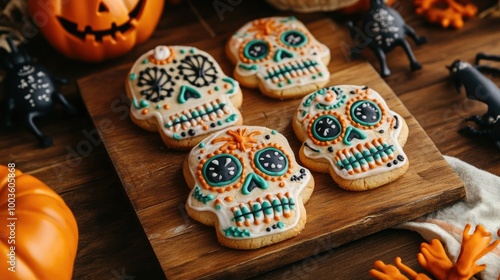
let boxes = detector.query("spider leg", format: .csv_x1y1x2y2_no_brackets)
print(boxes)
398,39,422,71
25,112,53,148
54,91,77,115
475,53,500,64
465,115,493,127
404,25,427,46
368,44,391,77
459,125,492,138
1,97,15,128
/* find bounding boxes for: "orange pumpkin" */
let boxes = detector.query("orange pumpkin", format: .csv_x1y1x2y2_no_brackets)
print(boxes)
0,165,78,280
28,0,164,62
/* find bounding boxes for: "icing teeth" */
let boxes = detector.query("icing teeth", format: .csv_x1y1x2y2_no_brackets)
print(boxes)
264,58,321,85
231,193,294,227
163,99,234,132
335,138,396,174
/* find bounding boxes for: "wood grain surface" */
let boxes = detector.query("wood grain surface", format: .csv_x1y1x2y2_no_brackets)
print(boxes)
1,0,499,279
79,17,465,279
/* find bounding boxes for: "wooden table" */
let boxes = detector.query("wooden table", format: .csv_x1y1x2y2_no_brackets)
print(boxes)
1,0,499,279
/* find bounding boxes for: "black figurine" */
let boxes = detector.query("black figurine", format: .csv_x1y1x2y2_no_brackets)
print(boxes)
448,56,500,149
1,36,76,148
347,0,427,77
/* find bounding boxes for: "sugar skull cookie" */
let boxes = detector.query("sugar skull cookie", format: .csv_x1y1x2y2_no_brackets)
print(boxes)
126,45,243,149
184,126,314,249
226,17,331,99
293,85,409,191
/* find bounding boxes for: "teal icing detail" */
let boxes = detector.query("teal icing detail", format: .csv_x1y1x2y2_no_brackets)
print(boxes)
302,87,346,110
243,40,270,60
343,126,367,146
222,77,237,94
192,186,215,204
178,85,202,104
216,204,221,210
129,73,136,81
180,49,185,54
141,59,148,64
278,82,283,88
132,98,149,109
223,227,250,238
238,63,258,71
173,133,181,140
202,154,242,187
272,199,282,212
199,142,206,148
311,115,342,142
217,120,223,125
274,49,295,62
280,30,308,48
190,48,195,54
225,114,238,123
277,221,285,229
253,147,288,176
252,203,262,217
280,16,297,23
241,173,269,195
262,200,272,215
350,100,382,126
271,130,277,135
336,143,395,170
214,86,219,91
289,197,295,210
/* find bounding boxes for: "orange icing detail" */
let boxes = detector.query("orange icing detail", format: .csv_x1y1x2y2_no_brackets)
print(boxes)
248,18,282,37
276,28,312,50
283,212,291,218
199,149,204,154
274,216,281,221
264,218,271,224
244,221,251,226
163,104,169,110
203,125,209,131
249,143,292,181
224,196,233,202
141,109,148,115
254,220,260,225
238,38,274,63
224,84,230,89
148,47,175,64
196,151,245,192
307,111,347,146
344,94,386,129
208,90,213,94
279,182,285,187
211,128,262,152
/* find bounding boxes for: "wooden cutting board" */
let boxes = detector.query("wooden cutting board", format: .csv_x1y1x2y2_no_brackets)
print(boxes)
78,18,465,279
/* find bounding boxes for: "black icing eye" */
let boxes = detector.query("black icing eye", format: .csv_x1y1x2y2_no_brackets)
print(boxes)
254,147,288,176
243,40,270,60
350,100,382,127
311,115,342,142
280,30,308,48
202,154,242,187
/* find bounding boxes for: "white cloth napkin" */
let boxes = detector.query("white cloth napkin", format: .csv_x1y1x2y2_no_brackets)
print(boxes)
397,156,500,280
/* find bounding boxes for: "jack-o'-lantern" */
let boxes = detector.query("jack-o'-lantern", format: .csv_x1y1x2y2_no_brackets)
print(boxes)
0,165,78,280
28,0,164,62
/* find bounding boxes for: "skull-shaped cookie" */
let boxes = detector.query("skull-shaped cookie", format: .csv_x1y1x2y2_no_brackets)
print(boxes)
184,126,314,249
126,45,243,149
293,85,409,191
226,17,331,99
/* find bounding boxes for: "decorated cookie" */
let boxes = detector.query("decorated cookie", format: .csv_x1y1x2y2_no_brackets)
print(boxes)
126,45,243,149
184,126,314,249
226,17,331,99
292,85,409,191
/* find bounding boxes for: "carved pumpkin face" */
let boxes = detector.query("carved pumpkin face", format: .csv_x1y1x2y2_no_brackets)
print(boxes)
28,0,164,62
